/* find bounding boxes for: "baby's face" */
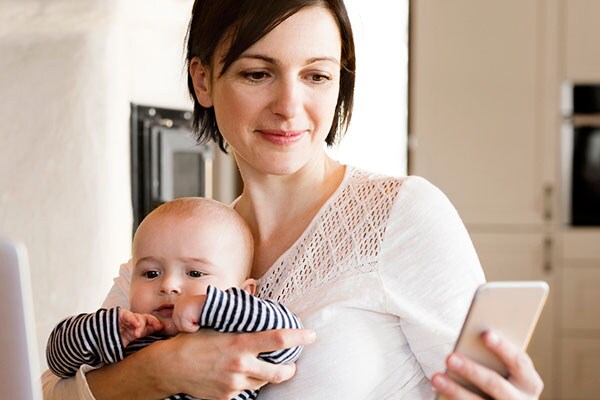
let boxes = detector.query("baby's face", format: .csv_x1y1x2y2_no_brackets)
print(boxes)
130,213,251,332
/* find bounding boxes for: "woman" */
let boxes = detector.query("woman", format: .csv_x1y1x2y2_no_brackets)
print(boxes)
42,0,544,398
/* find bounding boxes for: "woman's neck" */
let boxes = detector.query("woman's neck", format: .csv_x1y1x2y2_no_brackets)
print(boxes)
235,156,346,278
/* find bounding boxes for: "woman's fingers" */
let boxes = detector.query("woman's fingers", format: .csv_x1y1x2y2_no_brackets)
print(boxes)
437,353,519,399
221,329,315,383
238,356,297,386
242,328,316,356
164,328,315,398
432,371,488,400
481,331,544,396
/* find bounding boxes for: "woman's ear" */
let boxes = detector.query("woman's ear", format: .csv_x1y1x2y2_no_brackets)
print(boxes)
240,278,257,295
190,57,213,108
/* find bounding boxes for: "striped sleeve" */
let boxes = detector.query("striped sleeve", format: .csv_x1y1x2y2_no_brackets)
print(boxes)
46,307,125,378
200,286,303,364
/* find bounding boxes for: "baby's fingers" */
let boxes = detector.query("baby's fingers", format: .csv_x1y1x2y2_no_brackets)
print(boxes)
172,310,199,333
119,309,141,329
142,314,164,335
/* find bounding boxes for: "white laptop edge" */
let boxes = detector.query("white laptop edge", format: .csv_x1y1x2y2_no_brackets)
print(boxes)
0,237,43,400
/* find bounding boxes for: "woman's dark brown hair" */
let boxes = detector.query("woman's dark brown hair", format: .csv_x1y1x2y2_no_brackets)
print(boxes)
185,0,356,152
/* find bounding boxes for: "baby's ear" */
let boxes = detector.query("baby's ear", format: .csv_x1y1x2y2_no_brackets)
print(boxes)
240,278,257,295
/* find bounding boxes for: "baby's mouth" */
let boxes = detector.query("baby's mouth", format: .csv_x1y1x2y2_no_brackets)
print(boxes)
155,304,174,318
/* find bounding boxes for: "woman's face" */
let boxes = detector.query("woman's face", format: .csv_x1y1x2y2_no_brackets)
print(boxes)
193,6,342,177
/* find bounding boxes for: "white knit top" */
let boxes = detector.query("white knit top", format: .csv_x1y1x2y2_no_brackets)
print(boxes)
256,166,485,399
41,166,485,400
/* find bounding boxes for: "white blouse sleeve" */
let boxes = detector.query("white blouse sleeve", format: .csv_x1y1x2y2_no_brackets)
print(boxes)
378,176,485,379
101,260,132,309
41,261,133,400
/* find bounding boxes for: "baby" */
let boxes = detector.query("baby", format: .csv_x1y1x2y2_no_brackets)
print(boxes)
46,197,302,400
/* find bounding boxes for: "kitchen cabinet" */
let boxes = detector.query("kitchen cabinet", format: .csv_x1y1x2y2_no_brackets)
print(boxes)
409,0,561,397
409,0,554,227
411,1,600,396
564,0,600,82
561,259,600,331
559,230,600,399
560,338,600,399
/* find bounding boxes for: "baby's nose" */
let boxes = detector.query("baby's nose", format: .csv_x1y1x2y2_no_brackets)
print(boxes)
159,275,182,295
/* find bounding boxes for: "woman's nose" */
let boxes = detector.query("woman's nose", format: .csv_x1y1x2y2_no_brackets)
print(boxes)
159,275,182,295
270,77,303,119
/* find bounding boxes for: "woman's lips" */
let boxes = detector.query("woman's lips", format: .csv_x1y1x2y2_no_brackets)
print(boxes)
258,130,306,145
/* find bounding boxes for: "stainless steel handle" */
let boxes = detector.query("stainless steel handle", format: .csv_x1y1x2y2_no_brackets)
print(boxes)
543,236,552,273
543,184,553,221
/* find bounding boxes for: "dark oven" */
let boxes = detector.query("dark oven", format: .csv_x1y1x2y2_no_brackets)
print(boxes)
563,84,600,226
130,104,213,232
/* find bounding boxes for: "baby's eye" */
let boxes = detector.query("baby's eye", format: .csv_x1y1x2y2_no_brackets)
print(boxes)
144,270,160,279
187,270,205,278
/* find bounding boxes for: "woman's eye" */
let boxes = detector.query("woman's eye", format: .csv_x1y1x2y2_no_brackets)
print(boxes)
187,270,205,278
309,73,331,84
144,270,160,279
242,71,270,82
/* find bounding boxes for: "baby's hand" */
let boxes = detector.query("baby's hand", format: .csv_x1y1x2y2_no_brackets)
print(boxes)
172,295,207,333
119,309,163,347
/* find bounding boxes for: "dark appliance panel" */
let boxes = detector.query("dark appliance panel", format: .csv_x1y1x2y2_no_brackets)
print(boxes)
131,104,212,233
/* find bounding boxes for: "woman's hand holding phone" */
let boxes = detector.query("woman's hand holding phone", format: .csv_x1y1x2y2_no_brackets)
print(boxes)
432,330,544,399
432,281,548,399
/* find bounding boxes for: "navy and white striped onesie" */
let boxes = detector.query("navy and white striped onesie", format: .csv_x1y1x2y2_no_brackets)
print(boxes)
46,286,303,400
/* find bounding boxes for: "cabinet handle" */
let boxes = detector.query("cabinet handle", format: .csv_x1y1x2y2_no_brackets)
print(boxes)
543,184,553,221
543,237,552,273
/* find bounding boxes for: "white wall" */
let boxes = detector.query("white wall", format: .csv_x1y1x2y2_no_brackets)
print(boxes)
329,0,409,177
0,0,194,369
0,0,407,369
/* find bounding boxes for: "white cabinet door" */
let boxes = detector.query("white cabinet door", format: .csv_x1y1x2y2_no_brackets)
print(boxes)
564,0,600,82
469,232,556,398
560,257,600,399
561,261,600,331
410,0,549,226
561,338,600,400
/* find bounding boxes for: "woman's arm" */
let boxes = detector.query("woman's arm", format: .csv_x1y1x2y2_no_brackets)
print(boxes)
379,177,485,378
86,328,315,400
381,177,543,399
43,262,315,400
200,286,304,364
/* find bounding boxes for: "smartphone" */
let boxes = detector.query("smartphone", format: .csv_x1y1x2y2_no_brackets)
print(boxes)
438,281,549,399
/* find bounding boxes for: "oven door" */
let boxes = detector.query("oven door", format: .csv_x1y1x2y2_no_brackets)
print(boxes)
150,126,212,204
571,123,600,226
131,104,213,233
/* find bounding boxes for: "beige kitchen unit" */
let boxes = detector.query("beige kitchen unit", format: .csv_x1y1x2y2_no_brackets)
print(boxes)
410,0,556,227
410,0,600,398
564,0,600,82
559,230,600,399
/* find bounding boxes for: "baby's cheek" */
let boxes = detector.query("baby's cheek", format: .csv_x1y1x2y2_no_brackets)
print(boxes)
129,284,152,314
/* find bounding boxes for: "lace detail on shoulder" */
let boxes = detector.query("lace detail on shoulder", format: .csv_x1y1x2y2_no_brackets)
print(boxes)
256,168,404,305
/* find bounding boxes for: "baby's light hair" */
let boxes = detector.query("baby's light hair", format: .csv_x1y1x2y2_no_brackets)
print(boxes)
135,197,254,274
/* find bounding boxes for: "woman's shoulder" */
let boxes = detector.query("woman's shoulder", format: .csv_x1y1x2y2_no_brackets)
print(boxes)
345,166,441,203
343,166,459,227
